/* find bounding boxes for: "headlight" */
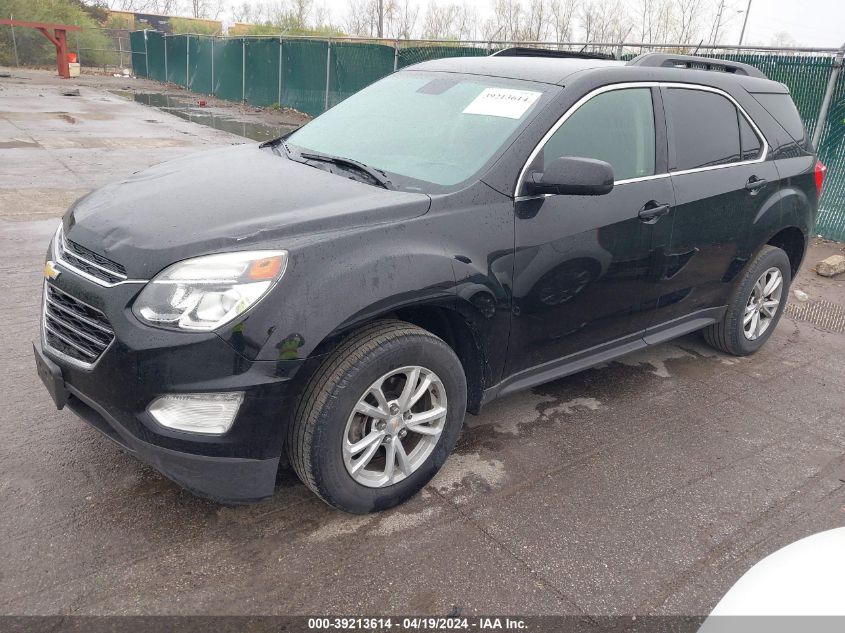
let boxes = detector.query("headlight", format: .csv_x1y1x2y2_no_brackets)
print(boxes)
133,251,287,331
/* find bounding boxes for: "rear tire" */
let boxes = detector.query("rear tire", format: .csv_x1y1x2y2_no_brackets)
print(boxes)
287,320,467,513
703,245,791,356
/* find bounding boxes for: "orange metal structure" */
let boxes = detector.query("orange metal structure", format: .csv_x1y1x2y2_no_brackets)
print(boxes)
0,20,83,78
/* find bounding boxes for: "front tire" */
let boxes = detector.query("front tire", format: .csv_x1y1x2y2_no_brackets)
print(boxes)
287,320,467,513
703,245,791,356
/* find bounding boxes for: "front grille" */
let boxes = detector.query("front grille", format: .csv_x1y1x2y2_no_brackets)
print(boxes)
43,284,115,365
57,228,127,285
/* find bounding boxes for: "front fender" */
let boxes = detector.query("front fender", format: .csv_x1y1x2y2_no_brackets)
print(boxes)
227,218,458,362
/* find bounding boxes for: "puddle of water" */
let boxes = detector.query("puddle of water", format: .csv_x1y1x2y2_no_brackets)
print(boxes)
111,91,292,142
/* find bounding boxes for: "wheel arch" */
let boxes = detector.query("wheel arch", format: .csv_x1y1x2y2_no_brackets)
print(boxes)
296,299,490,416
766,226,807,277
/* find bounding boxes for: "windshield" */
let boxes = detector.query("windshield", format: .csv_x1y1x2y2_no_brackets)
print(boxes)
286,71,556,192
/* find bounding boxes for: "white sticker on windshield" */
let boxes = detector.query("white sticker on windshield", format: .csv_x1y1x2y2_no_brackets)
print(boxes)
462,88,542,119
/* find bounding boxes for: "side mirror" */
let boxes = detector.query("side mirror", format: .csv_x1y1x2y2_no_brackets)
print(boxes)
525,156,614,196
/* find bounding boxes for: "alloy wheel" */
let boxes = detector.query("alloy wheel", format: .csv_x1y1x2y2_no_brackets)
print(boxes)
342,366,447,488
743,266,783,340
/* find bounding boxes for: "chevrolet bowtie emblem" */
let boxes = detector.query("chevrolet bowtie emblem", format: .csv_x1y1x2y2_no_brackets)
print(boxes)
44,260,61,280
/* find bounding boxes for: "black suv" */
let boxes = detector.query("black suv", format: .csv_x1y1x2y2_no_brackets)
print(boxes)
34,52,826,513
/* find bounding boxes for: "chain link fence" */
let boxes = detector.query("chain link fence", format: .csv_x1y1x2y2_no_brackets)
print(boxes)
1,22,132,71
96,33,845,242
130,32,504,115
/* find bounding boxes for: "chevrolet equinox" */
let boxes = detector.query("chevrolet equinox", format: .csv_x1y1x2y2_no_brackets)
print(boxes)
34,52,826,513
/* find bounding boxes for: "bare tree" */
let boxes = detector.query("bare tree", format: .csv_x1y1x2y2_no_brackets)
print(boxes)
454,3,478,39
672,0,707,44
487,0,523,41
635,0,675,43
187,0,226,19
422,2,476,40
386,0,420,38
312,2,332,29
230,1,255,22
578,0,628,45
344,0,387,36
344,0,372,35
549,0,578,42
522,0,549,41
422,2,452,39
188,0,204,18
108,0,181,12
769,30,797,47
290,0,314,26
262,0,313,30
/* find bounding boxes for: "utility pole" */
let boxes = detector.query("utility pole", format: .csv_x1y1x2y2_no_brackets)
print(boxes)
378,0,383,38
711,0,725,47
737,0,752,47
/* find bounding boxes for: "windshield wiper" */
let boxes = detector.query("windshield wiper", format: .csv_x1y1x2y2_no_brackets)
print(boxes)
298,151,393,190
265,141,393,190
260,137,283,156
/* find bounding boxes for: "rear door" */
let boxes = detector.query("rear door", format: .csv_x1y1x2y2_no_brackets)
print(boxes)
506,85,675,376
639,85,780,333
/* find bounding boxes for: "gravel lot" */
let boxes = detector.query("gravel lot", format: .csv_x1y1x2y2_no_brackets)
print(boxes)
1,69,844,618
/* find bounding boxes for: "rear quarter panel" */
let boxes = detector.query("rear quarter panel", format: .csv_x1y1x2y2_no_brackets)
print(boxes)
733,88,817,270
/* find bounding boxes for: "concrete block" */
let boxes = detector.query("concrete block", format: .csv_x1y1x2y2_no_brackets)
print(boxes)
816,254,845,277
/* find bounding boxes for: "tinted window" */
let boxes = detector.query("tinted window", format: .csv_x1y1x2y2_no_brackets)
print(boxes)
739,114,762,160
752,92,807,144
665,88,741,171
540,88,655,182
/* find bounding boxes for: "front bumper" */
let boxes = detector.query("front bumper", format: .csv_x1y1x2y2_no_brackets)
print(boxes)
35,272,305,504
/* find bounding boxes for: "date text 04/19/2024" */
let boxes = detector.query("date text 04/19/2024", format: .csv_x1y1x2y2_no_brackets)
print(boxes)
306,617,528,630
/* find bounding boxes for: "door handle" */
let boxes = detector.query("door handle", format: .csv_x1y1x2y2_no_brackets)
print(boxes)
638,201,671,223
745,176,767,194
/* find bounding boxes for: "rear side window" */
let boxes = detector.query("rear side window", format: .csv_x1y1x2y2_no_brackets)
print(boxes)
752,92,807,144
540,87,656,181
665,88,742,171
739,115,762,160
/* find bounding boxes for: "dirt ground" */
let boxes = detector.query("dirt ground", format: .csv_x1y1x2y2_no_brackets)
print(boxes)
793,238,845,304
1,69,844,620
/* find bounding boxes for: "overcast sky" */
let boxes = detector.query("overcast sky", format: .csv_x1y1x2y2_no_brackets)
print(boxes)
710,0,844,47
225,0,844,48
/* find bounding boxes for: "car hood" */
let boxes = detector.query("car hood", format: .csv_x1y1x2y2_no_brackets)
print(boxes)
64,144,431,278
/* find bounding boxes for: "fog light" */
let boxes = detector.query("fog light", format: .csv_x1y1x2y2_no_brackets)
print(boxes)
147,392,244,435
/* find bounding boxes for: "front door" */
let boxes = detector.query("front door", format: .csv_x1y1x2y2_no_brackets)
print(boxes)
506,86,674,376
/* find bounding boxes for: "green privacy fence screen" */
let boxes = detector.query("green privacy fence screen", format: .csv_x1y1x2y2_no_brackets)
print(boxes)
187,36,213,94
165,34,188,86
143,31,165,83
130,32,845,241
131,33,490,116
815,70,845,241
709,54,834,141
397,44,489,69
282,39,329,115
211,37,243,102
707,53,845,240
244,38,280,107
722,54,845,242
330,41,395,108
129,31,147,77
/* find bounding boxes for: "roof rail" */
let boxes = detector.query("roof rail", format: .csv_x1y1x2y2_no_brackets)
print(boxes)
626,52,768,79
492,47,615,61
